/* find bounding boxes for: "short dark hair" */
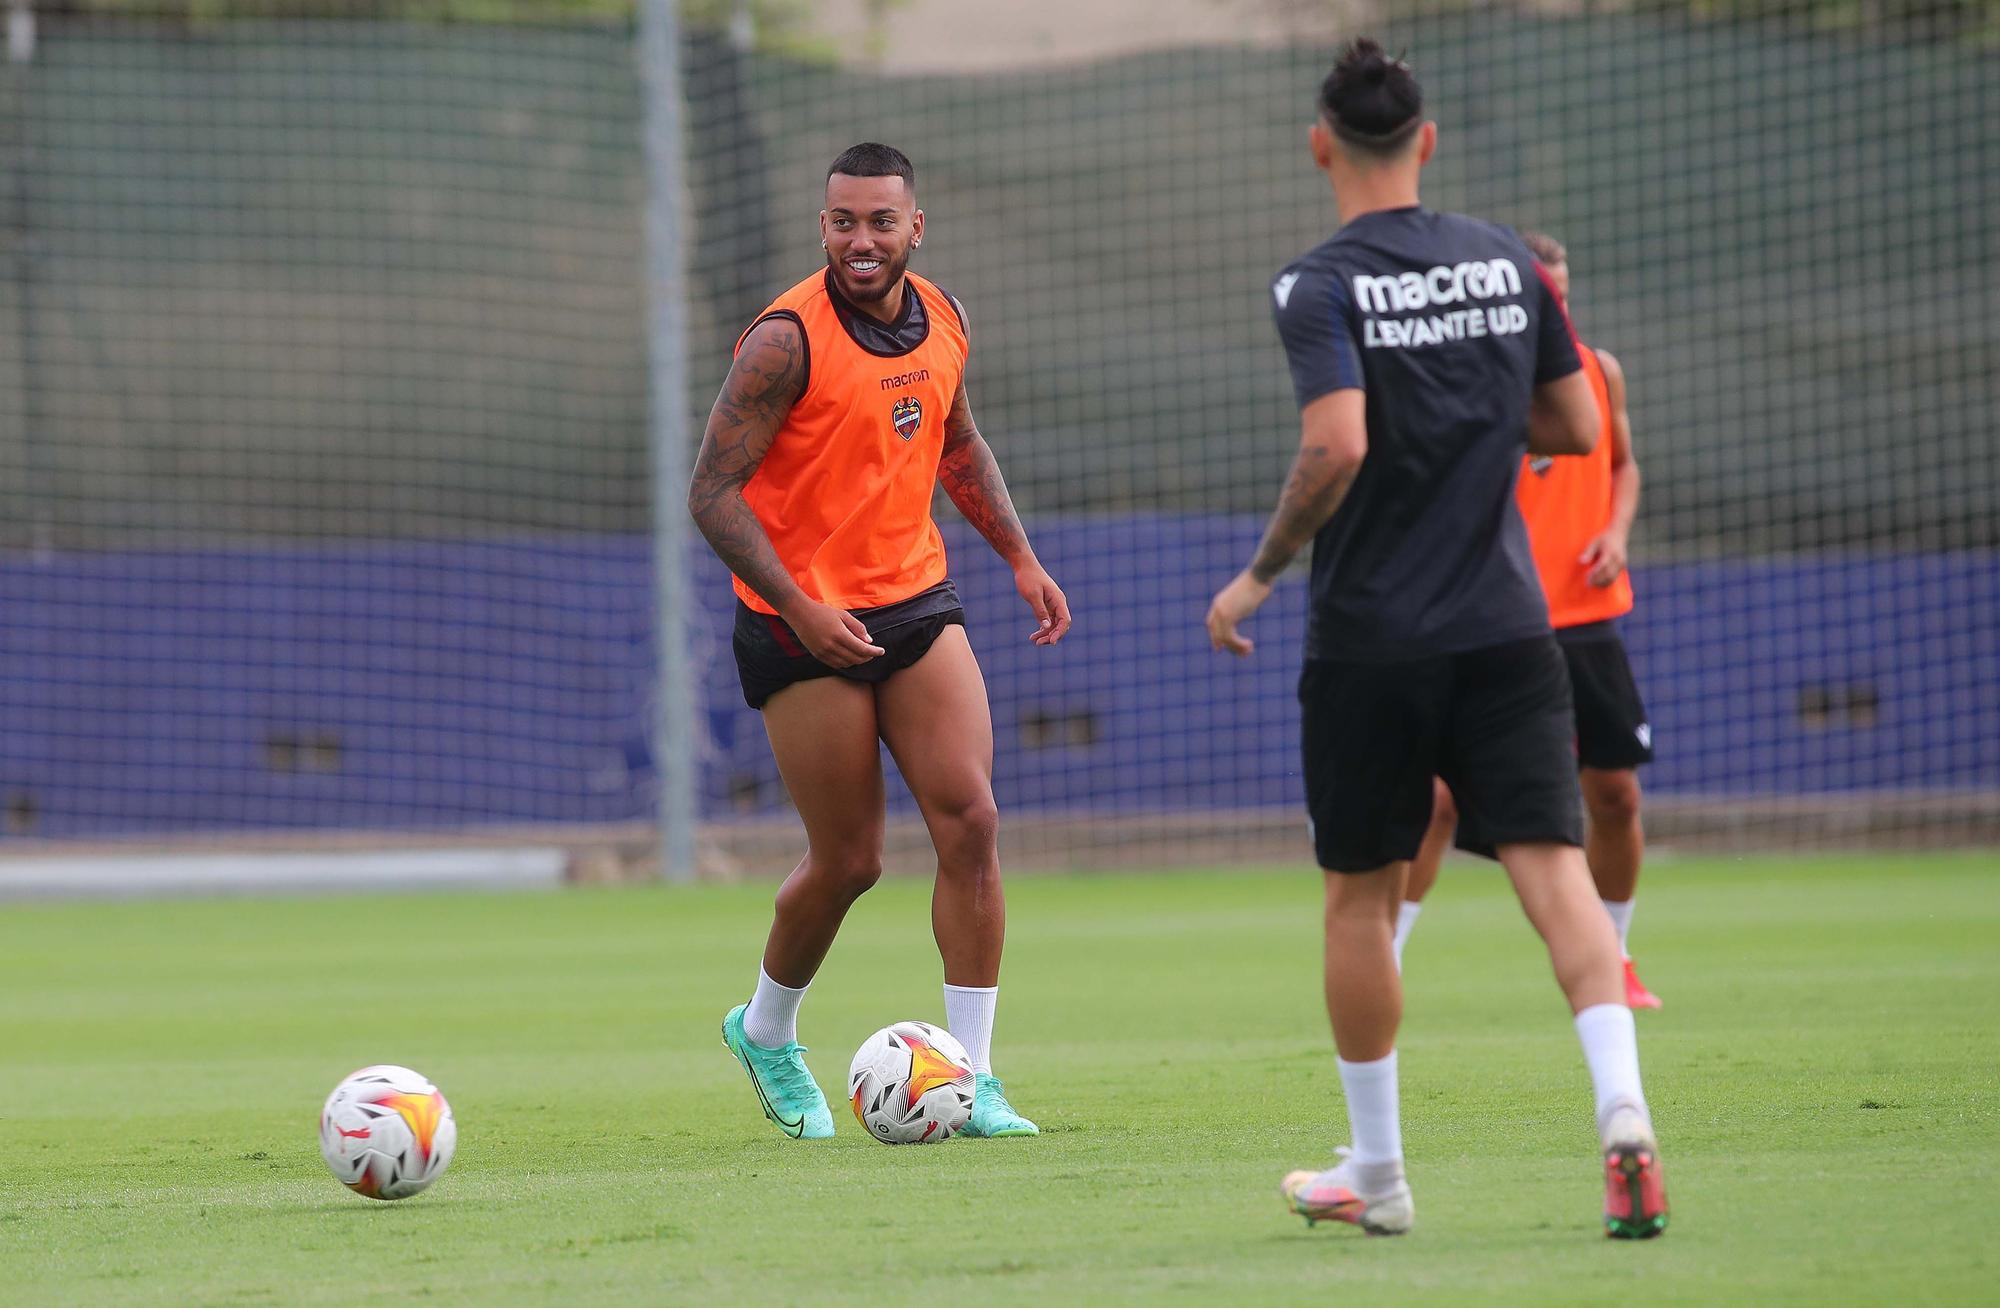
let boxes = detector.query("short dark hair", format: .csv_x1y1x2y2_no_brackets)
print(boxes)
1319,39,1423,156
1520,230,1568,267
828,142,915,189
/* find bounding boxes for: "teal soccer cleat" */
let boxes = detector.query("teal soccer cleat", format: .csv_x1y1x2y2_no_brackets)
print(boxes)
960,1072,1039,1138
721,1004,835,1140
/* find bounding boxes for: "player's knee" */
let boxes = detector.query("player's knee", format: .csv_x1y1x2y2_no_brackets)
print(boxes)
810,849,883,898
1583,770,1642,826
1325,866,1403,920
935,790,1000,858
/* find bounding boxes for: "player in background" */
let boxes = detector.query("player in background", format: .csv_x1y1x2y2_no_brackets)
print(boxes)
1204,42,1668,1237
1393,232,1660,1010
689,143,1070,1141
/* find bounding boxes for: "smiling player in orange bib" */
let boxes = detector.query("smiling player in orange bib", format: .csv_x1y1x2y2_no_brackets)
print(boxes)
689,143,1069,1142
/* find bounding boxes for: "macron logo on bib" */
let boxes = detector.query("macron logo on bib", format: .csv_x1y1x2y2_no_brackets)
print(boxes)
1352,257,1528,350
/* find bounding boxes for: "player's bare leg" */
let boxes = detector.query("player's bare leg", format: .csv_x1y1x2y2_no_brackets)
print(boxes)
1394,780,1455,968
876,627,1002,989
1282,862,1415,1234
720,676,883,1140
759,676,888,987
1580,769,1642,903
1497,842,1622,1011
1322,864,1405,1061
874,626,1031,1135
1582,767,1659,1008
1499,840,1668,1237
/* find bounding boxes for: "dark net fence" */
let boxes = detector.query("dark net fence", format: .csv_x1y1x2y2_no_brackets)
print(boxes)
0,5,1993,855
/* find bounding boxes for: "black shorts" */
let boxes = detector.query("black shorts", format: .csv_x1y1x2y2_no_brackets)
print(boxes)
732,580,965,710
1299,636,1585,873
1557,621,1654,771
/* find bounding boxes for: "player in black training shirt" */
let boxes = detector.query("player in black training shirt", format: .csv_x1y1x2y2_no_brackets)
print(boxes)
1205,40,1669,1239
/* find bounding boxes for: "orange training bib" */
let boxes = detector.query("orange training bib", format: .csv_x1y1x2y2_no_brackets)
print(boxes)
1516,343,1634,628
731,269,968,614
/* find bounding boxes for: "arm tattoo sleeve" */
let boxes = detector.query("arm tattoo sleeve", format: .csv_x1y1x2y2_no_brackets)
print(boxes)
686,317,810,611
938,382,1034,567
1247,445,1358,585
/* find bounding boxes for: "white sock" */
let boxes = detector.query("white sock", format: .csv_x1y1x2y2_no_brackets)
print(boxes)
1601,898,1635,955
1337,1051,1403,1166
742,967,807,1049
942,983,998,1075
1391,901,1422,972
1574,1002,1649,1131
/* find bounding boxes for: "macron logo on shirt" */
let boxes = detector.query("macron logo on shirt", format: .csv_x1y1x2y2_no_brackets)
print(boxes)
1272,272,1302,310
1352,259,1521,312
1352,257,1529,349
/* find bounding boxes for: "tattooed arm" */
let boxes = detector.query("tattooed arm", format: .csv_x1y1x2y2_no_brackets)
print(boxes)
1206,389,1368,657
938,380,1033,565
687,315,884,667
938,379,1071,645
1245,390,1368,585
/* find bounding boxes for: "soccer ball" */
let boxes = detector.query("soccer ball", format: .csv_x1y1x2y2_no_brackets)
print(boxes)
848,1021,975,1144
319,1064,457,1200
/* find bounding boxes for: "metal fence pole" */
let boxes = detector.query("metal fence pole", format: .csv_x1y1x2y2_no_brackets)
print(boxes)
640,0,697,883
6,0,43,556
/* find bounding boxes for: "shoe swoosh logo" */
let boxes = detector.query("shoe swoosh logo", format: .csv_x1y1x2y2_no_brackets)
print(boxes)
734,1042,805,1136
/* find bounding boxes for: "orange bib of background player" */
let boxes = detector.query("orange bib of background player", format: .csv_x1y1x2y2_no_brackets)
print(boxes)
1517,343,1634,629
731,270,968,615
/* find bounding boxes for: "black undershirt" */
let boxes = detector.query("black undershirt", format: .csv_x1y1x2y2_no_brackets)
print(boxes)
824,268,931,357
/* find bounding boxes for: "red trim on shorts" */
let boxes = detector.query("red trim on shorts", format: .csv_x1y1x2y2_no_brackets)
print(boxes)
766,615,807,659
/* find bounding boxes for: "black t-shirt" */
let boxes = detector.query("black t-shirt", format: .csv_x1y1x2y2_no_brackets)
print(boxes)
1270,206,1582,662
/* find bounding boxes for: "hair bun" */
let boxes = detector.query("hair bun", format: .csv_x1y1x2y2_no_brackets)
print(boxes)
1318,39,1424,150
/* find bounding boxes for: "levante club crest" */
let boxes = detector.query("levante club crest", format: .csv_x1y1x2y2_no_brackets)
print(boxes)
891,396,923,441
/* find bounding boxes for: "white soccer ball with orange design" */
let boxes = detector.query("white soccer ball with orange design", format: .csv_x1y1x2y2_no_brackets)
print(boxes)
848,1021,976,1144
319,1064,457,1199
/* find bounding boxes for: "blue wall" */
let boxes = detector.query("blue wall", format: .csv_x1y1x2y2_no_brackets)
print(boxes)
0,539,654,836
1,525,1993,838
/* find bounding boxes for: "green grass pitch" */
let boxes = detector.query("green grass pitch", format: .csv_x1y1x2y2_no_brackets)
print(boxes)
4,852,1995,1306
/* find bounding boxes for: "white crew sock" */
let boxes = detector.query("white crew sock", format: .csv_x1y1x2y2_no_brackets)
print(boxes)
1337,1051,1403,1167
1574,1002,1649,1130
943,983,998,1075
1601,898,1635,956
742,967,807,1049
1391,901,1423,972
